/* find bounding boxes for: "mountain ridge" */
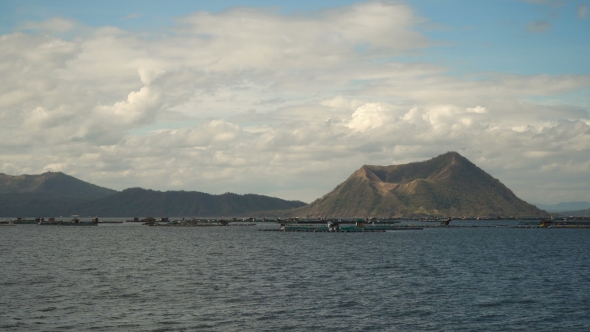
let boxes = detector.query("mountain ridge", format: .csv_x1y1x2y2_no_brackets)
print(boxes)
0,172,306,217
69,187,306,217
0,171,116,198
0,154,549,218
554,208,590,216
534,201,590,212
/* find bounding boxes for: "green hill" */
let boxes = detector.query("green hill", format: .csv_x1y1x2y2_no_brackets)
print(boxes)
287,152,547,218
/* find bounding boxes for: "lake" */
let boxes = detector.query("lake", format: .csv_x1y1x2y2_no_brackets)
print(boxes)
1,223,590,331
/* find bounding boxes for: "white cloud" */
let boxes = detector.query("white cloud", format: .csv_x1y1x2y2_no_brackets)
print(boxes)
42,163,70,173
0,2,589,205
20,18,76,33
467,106,488,114
347,103,389,131
527,20,552,33
123,13,142,20
521,0,565,6
95,85,162,126
320,96,365,111
579,4,588,19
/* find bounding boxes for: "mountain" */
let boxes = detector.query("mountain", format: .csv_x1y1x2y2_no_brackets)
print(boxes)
0,171,306,217
287,152,547,218
70,188,306,217
534,201,590,212
0,172,117,217
0,172,116,198
556,208,590,217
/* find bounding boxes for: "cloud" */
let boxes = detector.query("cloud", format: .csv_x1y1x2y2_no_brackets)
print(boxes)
527,20,552,33
76,100,588,204
0,2,589,204
20,18,77,33
347,103,389,131
467,106,488,114
95,85,162,127
521,0,565,6
579,4,588,19
123,13,142,20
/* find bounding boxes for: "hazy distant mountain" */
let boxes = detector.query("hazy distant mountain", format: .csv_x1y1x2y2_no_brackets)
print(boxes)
286,152,547,218
556,208,590,217
70,188,306,217
534,202,590,212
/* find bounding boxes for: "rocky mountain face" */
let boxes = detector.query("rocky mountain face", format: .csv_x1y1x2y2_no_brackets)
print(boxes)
289,152,547,218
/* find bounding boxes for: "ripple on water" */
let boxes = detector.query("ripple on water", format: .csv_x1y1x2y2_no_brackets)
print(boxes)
1,226,590,331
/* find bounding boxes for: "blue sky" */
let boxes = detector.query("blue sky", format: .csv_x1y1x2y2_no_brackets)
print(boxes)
3,0,588,76
0,0,589,204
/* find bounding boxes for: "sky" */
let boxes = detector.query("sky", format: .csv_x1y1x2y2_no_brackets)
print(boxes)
0,0,589,204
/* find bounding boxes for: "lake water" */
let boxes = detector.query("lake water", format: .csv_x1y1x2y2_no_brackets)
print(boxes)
1,223,590,331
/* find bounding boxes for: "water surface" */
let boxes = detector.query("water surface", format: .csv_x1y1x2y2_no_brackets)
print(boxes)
1,224,589,331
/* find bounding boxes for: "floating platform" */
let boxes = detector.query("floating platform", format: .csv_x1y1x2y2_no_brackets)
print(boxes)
38,222,97,226
260,226,423,232
11,220,38,225
260,228,386,232
513,220,590,229
512,225,590,229
147,223,257,227
419,225,510,228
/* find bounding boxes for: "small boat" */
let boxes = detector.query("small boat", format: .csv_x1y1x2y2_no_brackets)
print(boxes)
442,217,452,226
